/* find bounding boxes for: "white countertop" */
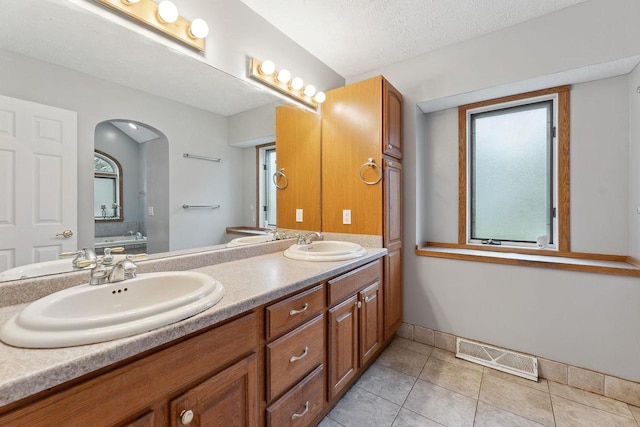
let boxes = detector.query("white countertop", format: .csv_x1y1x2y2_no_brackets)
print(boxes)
0,248,386,408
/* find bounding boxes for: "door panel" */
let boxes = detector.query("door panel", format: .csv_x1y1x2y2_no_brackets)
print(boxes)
0,95,77,270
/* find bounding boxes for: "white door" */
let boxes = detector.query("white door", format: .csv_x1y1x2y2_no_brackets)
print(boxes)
0,95,77,272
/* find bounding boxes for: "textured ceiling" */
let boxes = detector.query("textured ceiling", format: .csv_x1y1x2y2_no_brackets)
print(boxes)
239,0,588,78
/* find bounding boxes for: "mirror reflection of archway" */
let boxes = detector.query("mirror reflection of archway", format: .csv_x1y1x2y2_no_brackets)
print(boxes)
94,120,169,255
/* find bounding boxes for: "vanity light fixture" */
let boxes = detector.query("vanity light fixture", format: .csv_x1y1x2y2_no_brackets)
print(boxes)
276,69,291,84
157,0,178,23
97,0,208,51
249,58,326,109
290,77,304,91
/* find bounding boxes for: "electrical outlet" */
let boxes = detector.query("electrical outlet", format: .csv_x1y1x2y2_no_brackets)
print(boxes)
342,209,351,225
296,209,303,222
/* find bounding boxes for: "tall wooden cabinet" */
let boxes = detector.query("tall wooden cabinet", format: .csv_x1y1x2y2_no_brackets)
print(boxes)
275,104,322,231
322,75,403,341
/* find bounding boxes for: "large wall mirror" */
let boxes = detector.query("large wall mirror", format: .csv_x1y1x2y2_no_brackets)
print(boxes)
0,1,323,282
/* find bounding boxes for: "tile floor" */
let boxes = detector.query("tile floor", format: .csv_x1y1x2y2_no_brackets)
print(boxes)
319,337,640,427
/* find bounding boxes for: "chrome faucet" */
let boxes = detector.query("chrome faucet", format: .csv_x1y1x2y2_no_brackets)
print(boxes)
108,257,138,283
72,248,97,268
88,256,138,285
298,231,324,245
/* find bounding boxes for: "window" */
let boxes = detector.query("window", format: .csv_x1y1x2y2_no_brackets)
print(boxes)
256,144,277,228
459,86,570,251
94,150,123,221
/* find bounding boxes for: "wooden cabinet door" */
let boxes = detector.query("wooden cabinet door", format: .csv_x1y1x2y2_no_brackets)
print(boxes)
328,295,359,400
322,76,383,235
383,159,402,248
383,79,403,159
384,247,403,341
359,281,383,366
169,354,257,427
275,104,321,231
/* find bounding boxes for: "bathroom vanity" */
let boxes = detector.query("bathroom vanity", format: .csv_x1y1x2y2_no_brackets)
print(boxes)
0,246,393,426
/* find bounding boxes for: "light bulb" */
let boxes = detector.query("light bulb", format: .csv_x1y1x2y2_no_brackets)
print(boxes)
157,1,179,23
260,60,275,76
290,77,304,91
276,69,291,83
314,92,326,104
303,85,316,97
189,18,209,38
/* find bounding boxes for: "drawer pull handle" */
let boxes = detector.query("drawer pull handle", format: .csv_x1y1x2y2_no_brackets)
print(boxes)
289,303,309,316
179,409,194,425
290,346,309,362
291,401,310,420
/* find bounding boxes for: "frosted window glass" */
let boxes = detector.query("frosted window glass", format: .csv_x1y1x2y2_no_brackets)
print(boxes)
470,101,553,243
94,177,117,217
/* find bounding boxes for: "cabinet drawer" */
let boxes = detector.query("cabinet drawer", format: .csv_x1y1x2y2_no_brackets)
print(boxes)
266,365,325,427
266,284,324,340
328,260,381,307
266,315,324,401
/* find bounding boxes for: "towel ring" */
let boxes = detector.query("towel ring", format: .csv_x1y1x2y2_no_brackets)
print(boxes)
358,158,382,185
273,168,288,189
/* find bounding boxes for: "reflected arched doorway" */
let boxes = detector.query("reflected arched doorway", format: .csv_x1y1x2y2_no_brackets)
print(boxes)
94,119,169,254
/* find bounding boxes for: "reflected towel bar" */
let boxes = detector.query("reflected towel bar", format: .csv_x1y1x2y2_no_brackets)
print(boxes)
182,204,221,209
183,153,221,162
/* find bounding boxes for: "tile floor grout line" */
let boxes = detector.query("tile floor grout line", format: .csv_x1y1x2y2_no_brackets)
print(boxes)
546,380,637,420
473,367,485,425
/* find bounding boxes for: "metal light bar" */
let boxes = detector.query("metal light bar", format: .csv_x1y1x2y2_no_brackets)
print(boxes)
96,0,205,51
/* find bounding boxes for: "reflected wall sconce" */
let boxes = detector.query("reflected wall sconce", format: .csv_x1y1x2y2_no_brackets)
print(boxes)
96,0,209,51
249,58,326,109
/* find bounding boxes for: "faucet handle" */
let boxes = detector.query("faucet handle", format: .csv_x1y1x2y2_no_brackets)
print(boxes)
122,255,138,280
89,263,109,285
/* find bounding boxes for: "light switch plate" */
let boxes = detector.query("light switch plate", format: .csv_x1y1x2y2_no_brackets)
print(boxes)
296,209,303,222
342,209,351,225
148,206,154,216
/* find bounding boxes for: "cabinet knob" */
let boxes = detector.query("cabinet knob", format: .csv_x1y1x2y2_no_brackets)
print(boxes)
387,144,394,150
364,296,370,303
180,409,194,425
357,301,362,309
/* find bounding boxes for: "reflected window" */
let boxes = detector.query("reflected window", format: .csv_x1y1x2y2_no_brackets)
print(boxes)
94,150,123,221
264,148,277,227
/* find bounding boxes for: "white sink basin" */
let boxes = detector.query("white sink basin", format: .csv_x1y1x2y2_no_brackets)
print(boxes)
0,272,224,348
226,234,274,247
283,241,367,261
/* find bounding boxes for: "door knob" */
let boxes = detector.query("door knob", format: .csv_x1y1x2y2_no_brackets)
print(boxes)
56,230,73,238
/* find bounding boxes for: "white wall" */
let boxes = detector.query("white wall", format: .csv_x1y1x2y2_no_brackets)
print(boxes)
0,49,248,252
629,65,640,261
349,0,640,381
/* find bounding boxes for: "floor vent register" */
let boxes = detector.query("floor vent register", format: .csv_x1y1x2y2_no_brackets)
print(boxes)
456,337,538,381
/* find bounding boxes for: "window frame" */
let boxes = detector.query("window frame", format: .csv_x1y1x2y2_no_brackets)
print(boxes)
94,149,124,222
255,143,276,228
458,85,570,252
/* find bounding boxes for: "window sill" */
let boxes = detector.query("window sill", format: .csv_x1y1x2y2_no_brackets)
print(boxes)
416,242,640,277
